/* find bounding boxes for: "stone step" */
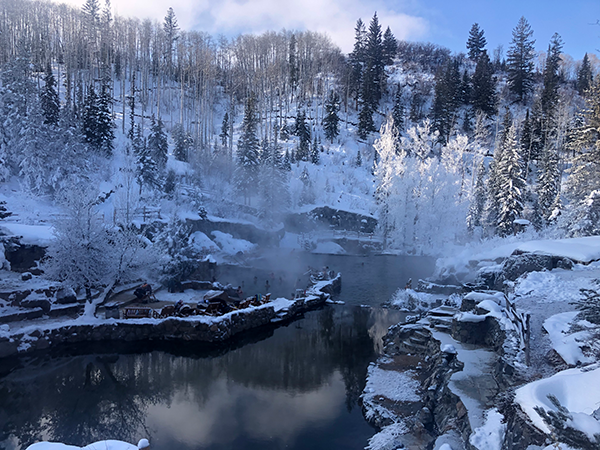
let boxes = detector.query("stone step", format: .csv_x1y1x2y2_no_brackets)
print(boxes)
432,323,451,333
409,335,428,345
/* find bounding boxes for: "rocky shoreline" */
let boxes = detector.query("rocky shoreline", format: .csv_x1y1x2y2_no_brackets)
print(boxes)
0,275,341,360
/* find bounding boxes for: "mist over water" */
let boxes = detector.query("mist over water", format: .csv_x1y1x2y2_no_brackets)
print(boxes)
0,252,435,450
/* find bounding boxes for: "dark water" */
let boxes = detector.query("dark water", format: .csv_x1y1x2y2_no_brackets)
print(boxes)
0,254,434,450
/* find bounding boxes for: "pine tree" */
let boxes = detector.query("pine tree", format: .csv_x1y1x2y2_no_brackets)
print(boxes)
471,50,497,117
41,62,60,126
311,136,320,164
348,19,367,107
82,85,101,149
355,150,362,167
467,159,486,231
541,33,564,122
295,110,311,161
163,7,179,73
537,145,561,225
323,90,340,143
147,115,168,168
391,85,405,134
431,58,461,144
298,166,315,206
220,112,229,148
82,78,114,156
235,94,260,204
496,124,525,236
283,149,292,171
172,123,193,163
466,23,487,61
507,17,536,103
134,125,158,189
576,53,593,95
382,27,397,66
362,13,385,110
357,102,375,140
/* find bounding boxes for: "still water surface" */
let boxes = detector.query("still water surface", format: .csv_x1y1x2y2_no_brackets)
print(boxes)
0,253,434,450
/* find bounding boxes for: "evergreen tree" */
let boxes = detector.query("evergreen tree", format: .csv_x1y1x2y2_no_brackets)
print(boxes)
459,70,472,105
348,19,367,107
133,124,158,189
496,124,525,236
391,85,405,134
323,90,340,143
283,149,292,171
362,13,385,110
220,112,229,147
311,136,320,164
82,85,103,152
507,17,536,103
235,94,260,204
147,116,168,168
355,149,362,167
431,58,461,144
466,23,487,61
577,53,593,95
298,166,315,206
537,144,561,225
471,50,497,117
295,109,311,161
357,102,375,140
172,123,193,163
163,7,179,73
259,140,289,220
467,159,486,231
40,62,60,126
541,33,564,122
563,77,600,233
382,27,397,66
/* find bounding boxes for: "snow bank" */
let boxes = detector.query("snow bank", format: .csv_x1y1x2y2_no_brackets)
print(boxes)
188,231,219,252
515,365,600,436
210,231,256,254
469,408,506,450
312,241,346,254
0,223,55,246
543,311,593,366
516,236,600,263
27,440,138,450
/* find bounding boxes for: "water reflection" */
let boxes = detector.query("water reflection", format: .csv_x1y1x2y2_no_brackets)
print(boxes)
1,253,434,450
0,307,404,450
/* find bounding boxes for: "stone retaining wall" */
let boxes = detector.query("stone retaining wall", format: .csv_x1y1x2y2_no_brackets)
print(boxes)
0,275,341,359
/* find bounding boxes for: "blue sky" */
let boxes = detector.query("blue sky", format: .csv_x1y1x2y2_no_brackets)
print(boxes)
57,0,599,59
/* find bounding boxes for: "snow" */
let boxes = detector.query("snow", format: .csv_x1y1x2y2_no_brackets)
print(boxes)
469,409,506,450
365,421,409,450
188,231,219,253
312,241,346,254
363,364,421,404
515,365,600,436
0,222,55,246
431,330,498,431
210,231,256,254
516,236,600,263
26,440,138,450
543,311,593,366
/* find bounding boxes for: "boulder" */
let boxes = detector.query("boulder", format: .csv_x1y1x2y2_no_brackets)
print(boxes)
21,293,51,313
56,286,78,304
502,253,554,281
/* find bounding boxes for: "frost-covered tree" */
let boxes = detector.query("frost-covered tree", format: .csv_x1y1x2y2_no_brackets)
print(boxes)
540,33,564,122
467,160,486,232
220,112,230,148
382,27,397,66
258,141,289,221
537,145,561,225
298,166,315,206
496,124,525,236
44,186,116,299
563,77,600,234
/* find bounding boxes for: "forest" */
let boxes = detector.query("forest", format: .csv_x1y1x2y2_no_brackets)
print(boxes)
0,0,599,291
